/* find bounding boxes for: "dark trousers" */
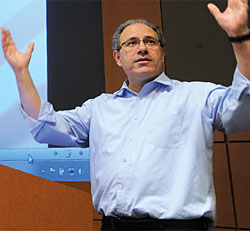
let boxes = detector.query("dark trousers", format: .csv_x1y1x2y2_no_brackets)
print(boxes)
101,216,212,231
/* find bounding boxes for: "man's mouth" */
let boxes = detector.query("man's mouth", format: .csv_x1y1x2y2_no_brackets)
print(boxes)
135,58,152,63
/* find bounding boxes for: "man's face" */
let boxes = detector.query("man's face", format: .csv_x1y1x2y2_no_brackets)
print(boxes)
113,23,165,82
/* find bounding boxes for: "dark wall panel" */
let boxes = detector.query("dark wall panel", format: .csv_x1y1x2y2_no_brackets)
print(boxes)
102,0,163,93
230,143,250,229
161,0,249,86
213,143,235,228
47,0,105,110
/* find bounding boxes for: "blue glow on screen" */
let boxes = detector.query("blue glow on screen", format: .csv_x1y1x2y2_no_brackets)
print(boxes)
0,0,47,148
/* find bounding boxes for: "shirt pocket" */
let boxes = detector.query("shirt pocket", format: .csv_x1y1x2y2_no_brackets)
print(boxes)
145,112,182,149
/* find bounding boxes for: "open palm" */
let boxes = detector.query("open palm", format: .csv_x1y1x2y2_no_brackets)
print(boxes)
1,27,34,75
208,0,249,36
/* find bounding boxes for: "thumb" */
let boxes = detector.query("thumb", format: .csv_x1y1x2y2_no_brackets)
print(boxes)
207,3,222,20
26,42,34,56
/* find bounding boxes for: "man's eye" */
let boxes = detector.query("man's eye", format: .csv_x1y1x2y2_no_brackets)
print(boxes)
126,41,137,46
146,39,156,45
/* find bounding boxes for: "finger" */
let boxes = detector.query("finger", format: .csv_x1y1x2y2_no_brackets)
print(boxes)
241,0,249,6
1,28,9,52
207,3,222,20
4,29,17,53
1,27,7,44
6,29,15,46
228,0,247,8
232,0,248,5
1,29,17,58
3,29,11,46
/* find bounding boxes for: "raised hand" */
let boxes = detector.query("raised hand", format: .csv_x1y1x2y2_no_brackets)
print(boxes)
207,0,249,37
1,27,34,76
1,27,41,119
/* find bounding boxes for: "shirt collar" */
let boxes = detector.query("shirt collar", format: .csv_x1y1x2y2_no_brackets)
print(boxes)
113,72,172,98
153,72,172,87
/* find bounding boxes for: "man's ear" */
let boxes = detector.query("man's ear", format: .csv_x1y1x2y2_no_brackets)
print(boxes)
162,47,166,63
113,50,122,67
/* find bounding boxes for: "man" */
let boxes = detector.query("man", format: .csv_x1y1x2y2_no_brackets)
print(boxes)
1,0,250,230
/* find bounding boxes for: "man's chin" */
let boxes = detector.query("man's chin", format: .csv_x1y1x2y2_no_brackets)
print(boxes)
134,69,161,79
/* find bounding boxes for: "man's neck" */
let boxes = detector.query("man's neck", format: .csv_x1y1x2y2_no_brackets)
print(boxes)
128,72,162,93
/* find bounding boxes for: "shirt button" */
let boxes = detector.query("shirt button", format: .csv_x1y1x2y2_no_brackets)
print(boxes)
122,158,127,162
134,115,139,120
119,184,123,190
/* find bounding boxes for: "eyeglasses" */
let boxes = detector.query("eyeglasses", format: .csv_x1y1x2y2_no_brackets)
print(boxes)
119,37,161,51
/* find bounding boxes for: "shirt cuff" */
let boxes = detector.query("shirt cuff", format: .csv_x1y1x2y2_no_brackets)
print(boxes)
19,100,56,132
232,66,250,100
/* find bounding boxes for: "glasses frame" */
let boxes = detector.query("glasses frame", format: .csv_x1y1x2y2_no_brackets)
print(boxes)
118,36,161,51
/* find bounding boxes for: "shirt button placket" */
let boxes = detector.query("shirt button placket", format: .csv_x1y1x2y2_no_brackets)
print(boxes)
117,96,142,215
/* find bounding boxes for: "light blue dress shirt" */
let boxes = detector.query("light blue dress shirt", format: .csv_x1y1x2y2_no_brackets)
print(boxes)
21,68,250,226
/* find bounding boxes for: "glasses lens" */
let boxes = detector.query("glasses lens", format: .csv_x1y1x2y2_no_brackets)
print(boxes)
125,39,139,48
144,38,158,46
120,37,159,50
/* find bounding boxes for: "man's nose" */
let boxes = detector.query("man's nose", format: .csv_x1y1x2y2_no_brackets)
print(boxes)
137,40,148,54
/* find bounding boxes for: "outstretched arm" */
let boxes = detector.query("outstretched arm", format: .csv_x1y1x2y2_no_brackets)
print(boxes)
208,0,250,79
1,27,41,119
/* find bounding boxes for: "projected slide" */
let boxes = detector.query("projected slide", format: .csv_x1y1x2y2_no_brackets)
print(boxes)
0,0,47,148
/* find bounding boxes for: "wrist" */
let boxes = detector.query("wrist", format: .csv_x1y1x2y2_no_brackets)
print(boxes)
14,67,30,79
227,27,250,38
228,30,250,43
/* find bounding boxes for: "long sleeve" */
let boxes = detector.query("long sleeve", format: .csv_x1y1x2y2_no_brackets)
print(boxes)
206,67,250,134
20,99,92,147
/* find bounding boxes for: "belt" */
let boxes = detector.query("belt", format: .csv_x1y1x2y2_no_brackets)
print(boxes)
101,215,212,230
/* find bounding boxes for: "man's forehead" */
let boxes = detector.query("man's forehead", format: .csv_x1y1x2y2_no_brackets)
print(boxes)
120,23,158,41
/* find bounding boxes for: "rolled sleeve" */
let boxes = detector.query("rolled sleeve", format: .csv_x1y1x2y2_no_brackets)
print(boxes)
20,100,56,134
20,99,91,147
207,66,250,134
232,66,250,101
